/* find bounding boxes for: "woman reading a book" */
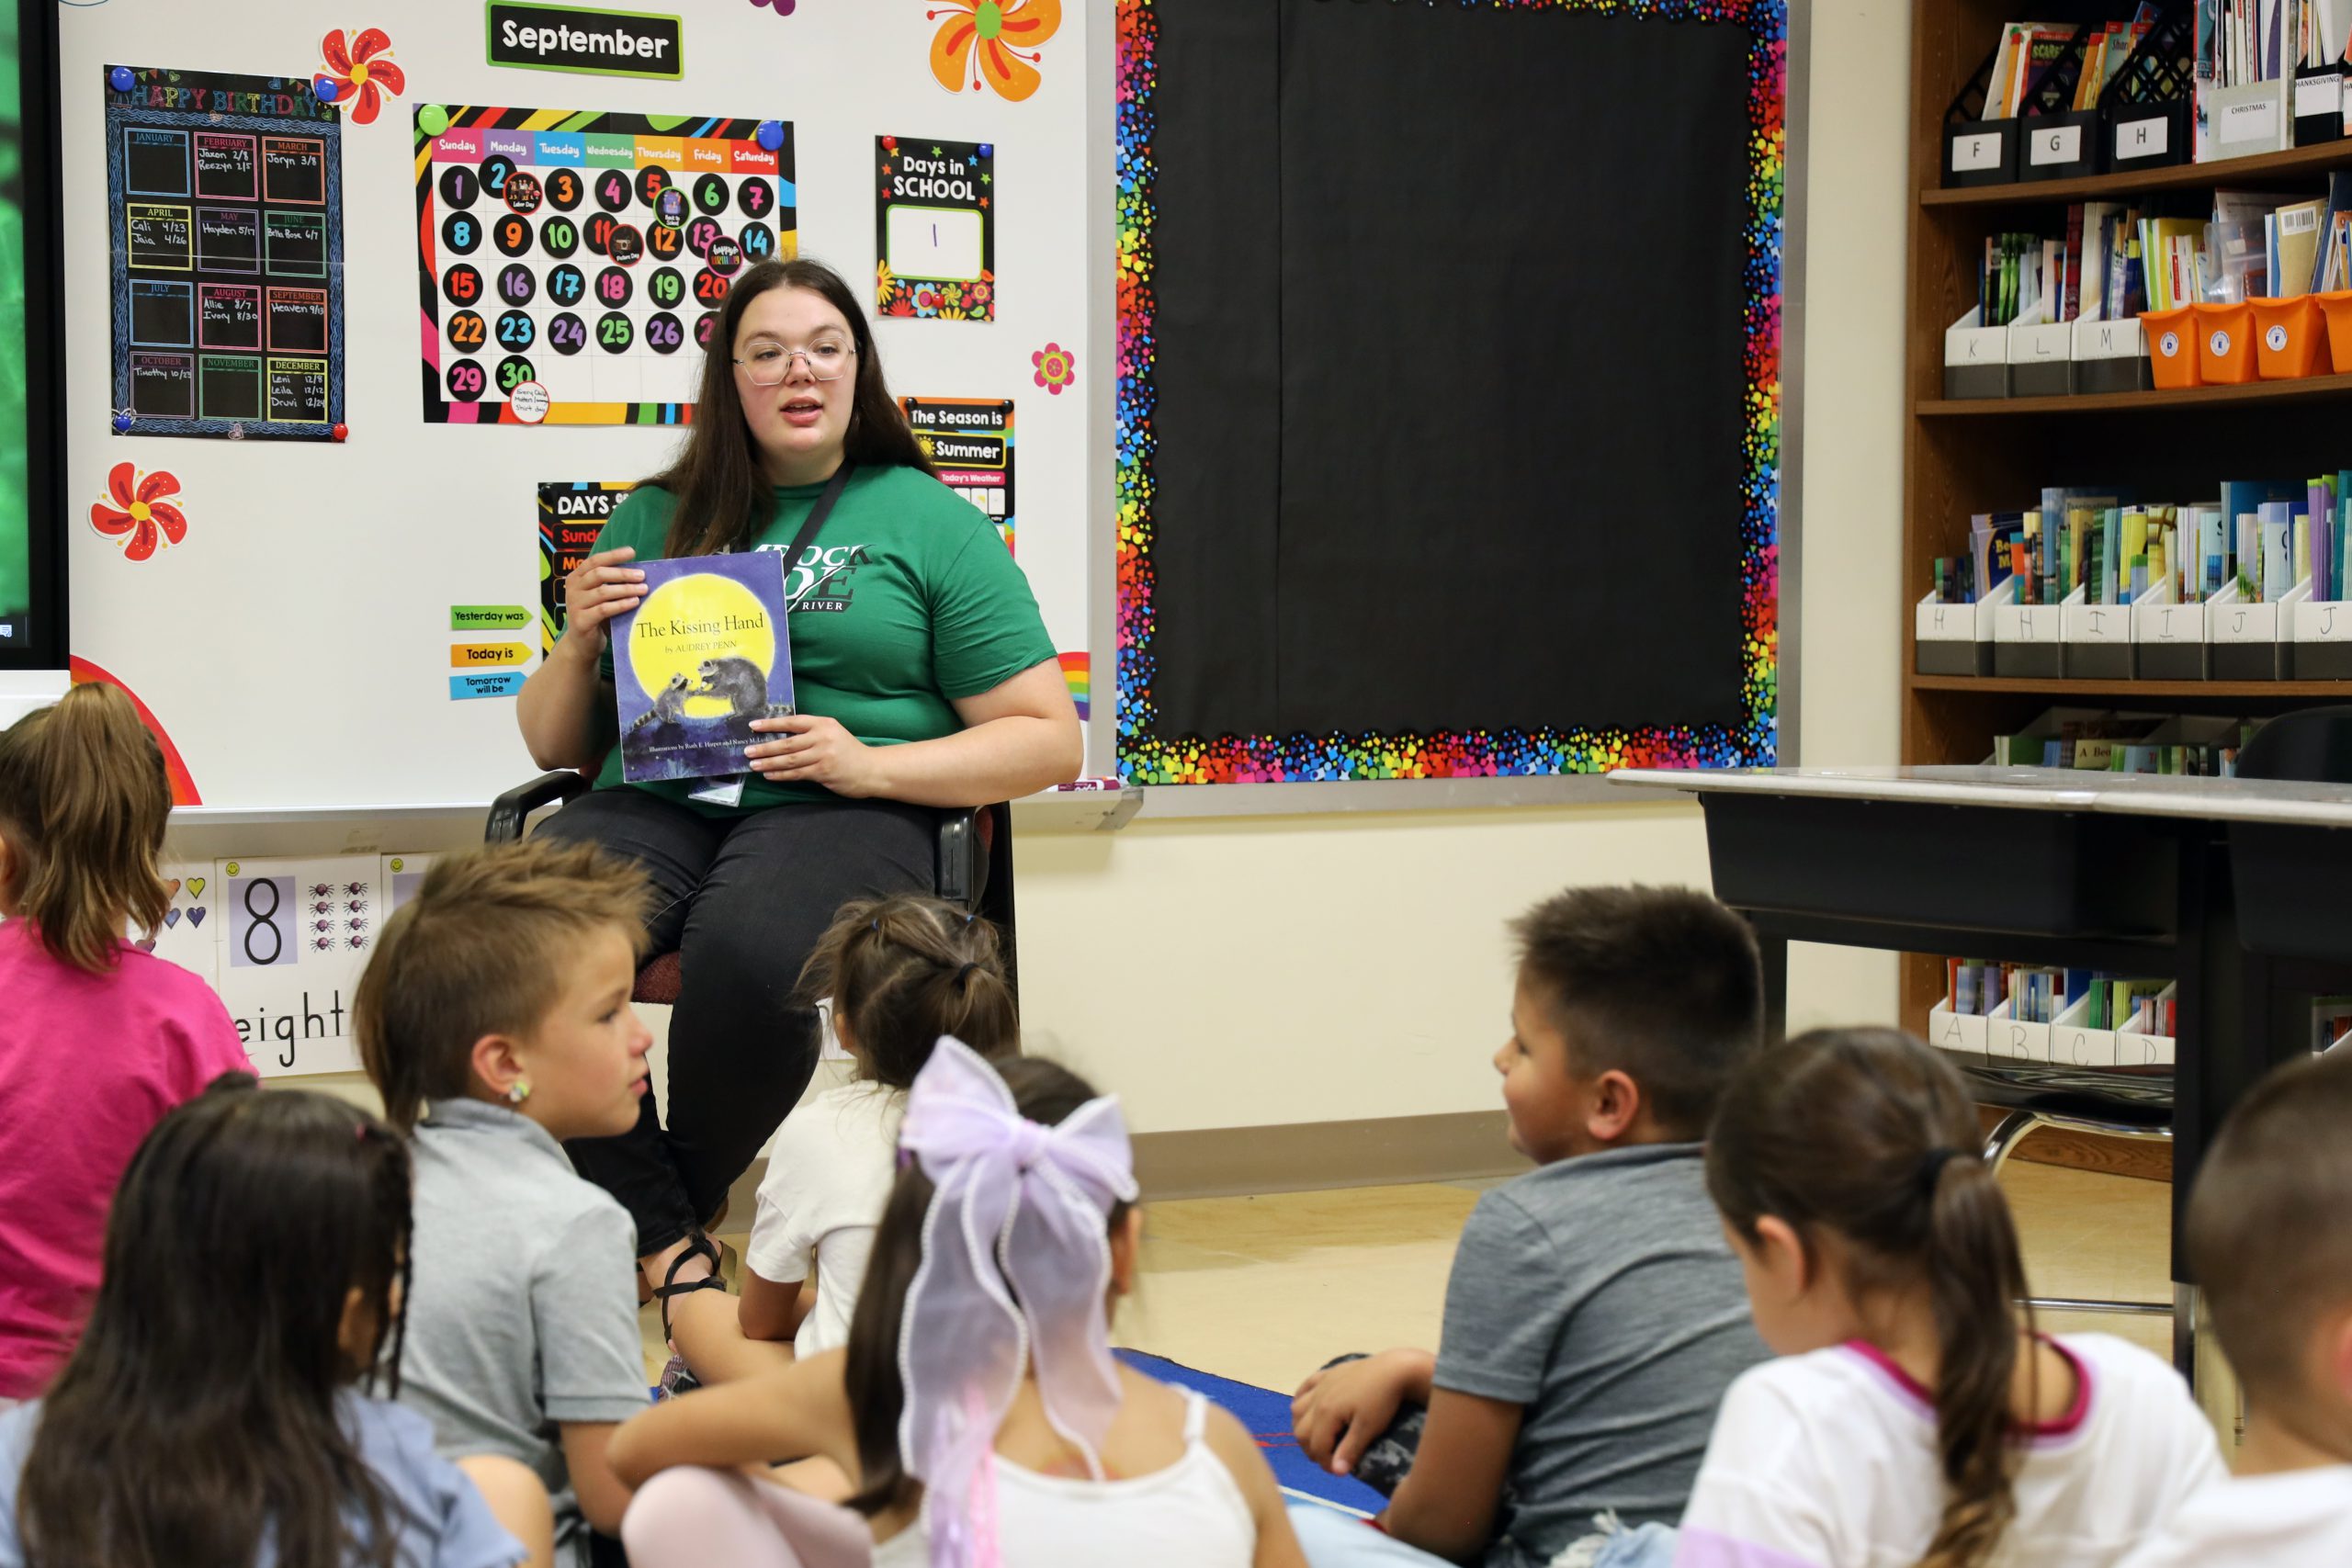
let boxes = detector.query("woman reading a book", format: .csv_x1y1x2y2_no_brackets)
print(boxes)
514,256,1081,1309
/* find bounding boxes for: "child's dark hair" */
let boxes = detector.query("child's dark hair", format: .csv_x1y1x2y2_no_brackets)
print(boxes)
1510,884,1763,1136
356,837,653,1130
1707,1028,2030,1568
2188,1047,2352,1416
799,894,1018,1088
842,1056,1126,1517
0,682,173,973
17,1074,414,1568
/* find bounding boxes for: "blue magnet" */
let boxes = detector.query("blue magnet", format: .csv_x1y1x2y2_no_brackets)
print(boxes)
108,65,134,92
978,143,993,159
111,413,133,434
756,118,785,152
314,75,340,103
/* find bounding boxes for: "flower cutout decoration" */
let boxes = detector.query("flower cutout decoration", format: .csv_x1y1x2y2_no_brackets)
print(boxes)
90,463,187,563
318,28,403,125
751,0,798,12
1032,343,1076,396
927,0,1061,103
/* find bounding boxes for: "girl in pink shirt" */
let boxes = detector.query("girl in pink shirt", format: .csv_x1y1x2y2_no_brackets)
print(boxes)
0,683,248,1401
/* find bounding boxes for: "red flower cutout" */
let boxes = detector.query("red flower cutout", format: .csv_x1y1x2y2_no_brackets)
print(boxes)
90,463,187,562
319,28,403,125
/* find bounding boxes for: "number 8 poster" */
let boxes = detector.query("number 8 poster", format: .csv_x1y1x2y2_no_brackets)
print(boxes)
413,107,795,424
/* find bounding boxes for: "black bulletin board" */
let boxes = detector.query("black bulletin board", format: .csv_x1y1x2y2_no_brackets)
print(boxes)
1112,0,1785,785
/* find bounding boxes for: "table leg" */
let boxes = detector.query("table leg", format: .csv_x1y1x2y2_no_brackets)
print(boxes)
1749,923,1789,1043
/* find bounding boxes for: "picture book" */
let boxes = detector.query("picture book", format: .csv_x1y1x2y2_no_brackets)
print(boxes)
611,552,795,784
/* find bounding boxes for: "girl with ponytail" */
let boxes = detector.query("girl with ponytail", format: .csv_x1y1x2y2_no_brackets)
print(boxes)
0,684,249,1401
666,894,1022,1386
1675,1028,2222,1568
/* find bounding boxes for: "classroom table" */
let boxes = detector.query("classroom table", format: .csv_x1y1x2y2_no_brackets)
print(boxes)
1607,765,2352,1398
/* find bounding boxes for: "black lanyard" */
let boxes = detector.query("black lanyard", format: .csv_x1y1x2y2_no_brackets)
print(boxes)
781,462,854,611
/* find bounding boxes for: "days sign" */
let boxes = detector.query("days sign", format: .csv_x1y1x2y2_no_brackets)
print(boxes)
486,2,684,80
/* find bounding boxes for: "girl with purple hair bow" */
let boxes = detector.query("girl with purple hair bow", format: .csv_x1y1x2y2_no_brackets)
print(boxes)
607,1040,1306,1568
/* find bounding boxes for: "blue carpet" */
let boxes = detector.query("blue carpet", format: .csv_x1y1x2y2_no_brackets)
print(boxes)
1117,1348,1385,1516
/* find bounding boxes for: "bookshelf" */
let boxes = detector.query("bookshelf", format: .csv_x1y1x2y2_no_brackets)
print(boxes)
1899,1,2352,1179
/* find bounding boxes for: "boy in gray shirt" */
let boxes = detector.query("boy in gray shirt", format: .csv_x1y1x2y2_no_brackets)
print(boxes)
1291,886,1771,1568
355,840,662,1566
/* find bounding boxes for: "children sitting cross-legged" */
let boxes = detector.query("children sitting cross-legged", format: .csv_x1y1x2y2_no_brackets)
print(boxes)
1286,886,1770,1568
0,1074,550,1568
606,1042,1307,1568
1679,1027,2224,1568
356,839,661,1567
2115,1047,2352,1567
665,894,1018,1387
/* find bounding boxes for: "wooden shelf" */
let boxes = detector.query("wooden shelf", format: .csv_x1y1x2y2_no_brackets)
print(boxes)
1919,138,2352,208
1917,371,2352,418
1910,675,2352,698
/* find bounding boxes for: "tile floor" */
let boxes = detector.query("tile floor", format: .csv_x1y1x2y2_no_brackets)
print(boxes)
647,1156,2175,1393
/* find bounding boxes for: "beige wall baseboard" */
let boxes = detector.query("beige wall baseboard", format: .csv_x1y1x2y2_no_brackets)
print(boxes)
717,1109,1523,1226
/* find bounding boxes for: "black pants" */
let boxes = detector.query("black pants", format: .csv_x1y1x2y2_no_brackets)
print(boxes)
536,788,938,1255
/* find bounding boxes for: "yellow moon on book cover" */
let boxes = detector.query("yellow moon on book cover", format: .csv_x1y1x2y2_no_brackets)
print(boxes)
628,575,776,719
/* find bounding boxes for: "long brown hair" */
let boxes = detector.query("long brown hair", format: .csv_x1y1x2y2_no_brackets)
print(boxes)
842,1057,1128,1518
651,257,936,558
355,838,652,1132
799,894,1018,1089
0,682,172,972
1706,1028,2032,1568
19,1075,414,1568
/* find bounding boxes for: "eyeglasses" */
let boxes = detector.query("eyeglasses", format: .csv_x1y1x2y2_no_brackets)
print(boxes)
733,337,857,386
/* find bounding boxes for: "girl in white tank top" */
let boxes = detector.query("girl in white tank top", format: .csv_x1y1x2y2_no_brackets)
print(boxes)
604,1042,1306,1568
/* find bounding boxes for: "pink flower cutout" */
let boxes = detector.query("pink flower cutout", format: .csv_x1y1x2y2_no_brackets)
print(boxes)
90,463,187,562
752,0,799,12
1031,342,1076,396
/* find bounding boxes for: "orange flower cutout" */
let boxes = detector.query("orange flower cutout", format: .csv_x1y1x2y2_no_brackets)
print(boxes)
927,0,1060,102
319,28,403,125
90,463,187,562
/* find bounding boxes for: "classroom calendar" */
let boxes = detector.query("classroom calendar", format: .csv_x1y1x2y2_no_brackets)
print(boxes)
414,107,796,424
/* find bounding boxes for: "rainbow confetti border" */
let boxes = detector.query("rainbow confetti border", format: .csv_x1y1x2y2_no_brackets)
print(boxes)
1113,0,1783,784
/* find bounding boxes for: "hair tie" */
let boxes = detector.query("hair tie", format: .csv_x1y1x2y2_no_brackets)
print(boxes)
1917,1146,1966,1198
954,960,980,991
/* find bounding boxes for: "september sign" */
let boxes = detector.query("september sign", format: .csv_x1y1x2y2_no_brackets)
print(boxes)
485,2,684,80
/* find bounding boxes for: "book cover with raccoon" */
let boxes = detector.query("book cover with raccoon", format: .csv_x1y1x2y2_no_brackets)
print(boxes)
611,552,795,784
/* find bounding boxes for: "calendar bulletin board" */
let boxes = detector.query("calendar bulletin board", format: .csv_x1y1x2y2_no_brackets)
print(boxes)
58,0,1104,821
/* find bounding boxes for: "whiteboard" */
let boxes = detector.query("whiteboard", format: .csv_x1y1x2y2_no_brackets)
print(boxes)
59,0,1103,808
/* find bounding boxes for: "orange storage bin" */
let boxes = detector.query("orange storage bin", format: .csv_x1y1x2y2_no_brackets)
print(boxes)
2195,300,2258,384
2251,296,2333,379
2314,291,2352,373
2141,306,2202,389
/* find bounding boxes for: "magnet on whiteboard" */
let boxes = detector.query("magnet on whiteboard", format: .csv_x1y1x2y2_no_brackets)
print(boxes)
109,65,136,92
419,104,451,136
332,423,349,443
315,75,340,103
978,143,993,158
112,413,134,434
757,119,785,152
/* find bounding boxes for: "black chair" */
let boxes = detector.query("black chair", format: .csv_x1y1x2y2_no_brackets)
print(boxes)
2236,704,2352,785
484,770,1017,1006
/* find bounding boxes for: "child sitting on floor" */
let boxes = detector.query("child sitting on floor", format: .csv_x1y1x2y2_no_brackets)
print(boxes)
1680,1027,2223,1568
666,894,1018,1387
1288,885,1772,1568
356,839,660,1567
2117,1048,2352,1567
607,1043,1306,1568
0,682,248,1404
0,1075,548,1568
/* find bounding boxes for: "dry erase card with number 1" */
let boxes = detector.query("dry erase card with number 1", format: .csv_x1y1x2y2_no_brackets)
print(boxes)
415,108,794,424
215,854,379,1076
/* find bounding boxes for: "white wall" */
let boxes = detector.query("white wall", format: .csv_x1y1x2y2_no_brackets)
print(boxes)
1008,0,1915,1136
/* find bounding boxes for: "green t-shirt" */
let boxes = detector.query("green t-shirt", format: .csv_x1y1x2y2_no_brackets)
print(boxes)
592,464,1057,813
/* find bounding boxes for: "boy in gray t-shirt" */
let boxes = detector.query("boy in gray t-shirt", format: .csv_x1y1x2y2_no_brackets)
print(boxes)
1291,886,1771,1568
355,840,663,1566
